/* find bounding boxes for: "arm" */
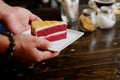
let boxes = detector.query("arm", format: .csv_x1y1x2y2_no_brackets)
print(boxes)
0,0,59,66
0,33,59,65
0,34,9,55
0,0,41,34
0,0,12,21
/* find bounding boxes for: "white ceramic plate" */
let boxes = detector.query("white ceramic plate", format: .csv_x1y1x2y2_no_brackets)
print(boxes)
22,28,84,53
49,29,84,52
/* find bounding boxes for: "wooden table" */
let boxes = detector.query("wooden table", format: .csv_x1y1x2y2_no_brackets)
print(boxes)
1,5,120,80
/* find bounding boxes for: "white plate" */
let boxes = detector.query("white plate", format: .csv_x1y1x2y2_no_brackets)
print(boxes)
22,28,84,53
49,29,84,52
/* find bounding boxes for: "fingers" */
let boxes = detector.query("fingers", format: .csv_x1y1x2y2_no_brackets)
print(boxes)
27,37,59,65
35,37,51,50
34,49,59,62
27,50,59,66
29,12,42,21
35,15,42,21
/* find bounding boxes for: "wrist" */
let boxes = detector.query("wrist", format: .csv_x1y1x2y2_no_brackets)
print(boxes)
0,32,16,62
0,34,10,55
0,0,12,21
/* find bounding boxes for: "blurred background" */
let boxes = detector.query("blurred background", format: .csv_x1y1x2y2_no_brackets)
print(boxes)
4,0,88,9
3,0,89,20
4,0,120,9
3,0,120,20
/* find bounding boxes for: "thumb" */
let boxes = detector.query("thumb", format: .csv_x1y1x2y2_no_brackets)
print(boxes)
29,13,42,21
20,24,31,34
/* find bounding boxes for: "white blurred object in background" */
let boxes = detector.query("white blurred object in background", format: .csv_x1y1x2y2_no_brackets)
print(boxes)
57,0,61,3
51,0,58,8
61,0,79,23
41,0,49,4
96,6,116,29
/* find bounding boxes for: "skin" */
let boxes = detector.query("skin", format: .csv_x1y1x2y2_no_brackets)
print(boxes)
0,0,59,66
0,0,41,34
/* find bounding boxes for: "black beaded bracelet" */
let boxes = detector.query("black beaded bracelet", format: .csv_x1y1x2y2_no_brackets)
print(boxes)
0,32,16,62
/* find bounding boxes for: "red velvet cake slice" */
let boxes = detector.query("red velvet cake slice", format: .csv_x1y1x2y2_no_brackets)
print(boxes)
31,20,67,42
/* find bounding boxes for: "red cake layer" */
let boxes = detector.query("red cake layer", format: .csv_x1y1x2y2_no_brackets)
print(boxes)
33,24,66,36
44,32,67,42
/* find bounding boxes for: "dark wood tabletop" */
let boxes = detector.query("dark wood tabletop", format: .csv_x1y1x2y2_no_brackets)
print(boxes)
1,5,120,80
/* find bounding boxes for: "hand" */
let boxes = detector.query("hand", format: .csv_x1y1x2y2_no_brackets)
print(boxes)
13,34,59,65
1,7,41,34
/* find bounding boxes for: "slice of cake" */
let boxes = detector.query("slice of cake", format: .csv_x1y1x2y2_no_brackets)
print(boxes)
31,20,67,42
